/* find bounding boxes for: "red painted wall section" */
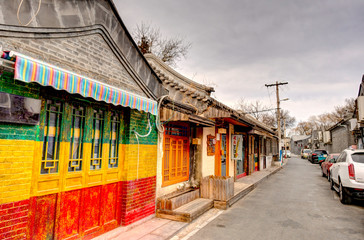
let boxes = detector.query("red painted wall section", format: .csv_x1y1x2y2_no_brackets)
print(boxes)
29,194,57,240
0,199,29,240
27,183,122,240
82,186,103,236
121,176,156,225
102,183,121,232
0,177,156,239
56,190,82,240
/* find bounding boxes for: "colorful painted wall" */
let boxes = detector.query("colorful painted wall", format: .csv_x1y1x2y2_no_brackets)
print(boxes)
0,73,158,239
0,72,40,239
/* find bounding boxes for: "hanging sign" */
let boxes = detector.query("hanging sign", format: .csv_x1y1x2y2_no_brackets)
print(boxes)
232,134,243,160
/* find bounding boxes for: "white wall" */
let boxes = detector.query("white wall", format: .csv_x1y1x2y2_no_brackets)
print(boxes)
266,156,273,168
259,156,264,171
202,127,215,177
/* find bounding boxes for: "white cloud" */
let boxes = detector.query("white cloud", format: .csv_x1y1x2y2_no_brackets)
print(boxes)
116,0,364,125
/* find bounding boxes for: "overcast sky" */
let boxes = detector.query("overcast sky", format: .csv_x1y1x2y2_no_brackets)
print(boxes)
115,0,364,124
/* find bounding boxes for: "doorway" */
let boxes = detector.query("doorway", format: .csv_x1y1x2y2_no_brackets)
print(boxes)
221,133,227,176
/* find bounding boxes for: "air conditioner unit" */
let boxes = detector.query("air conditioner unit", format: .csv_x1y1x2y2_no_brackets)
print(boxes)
357,96,364,123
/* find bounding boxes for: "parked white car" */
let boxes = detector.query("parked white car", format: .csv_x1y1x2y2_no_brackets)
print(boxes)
330,149,364,204
283,150,291,158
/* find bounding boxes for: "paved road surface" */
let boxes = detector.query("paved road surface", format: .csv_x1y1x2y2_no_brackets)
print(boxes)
188,156,364,240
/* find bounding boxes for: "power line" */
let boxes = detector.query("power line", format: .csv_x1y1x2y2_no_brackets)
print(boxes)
245,108,276,114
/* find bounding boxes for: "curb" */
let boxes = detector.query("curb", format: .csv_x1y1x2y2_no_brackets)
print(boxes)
168,165,284,240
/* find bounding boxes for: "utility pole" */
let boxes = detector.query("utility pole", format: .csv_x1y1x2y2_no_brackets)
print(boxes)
265,81,288,161
283,118,286,158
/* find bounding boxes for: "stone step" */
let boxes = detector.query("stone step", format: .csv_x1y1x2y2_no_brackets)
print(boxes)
156,198,214,222
157,189,200,211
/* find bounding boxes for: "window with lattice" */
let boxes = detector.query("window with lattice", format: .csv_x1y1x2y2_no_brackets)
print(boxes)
162,123,189,186
68,104,86,172
91,109,104,170
41,100,63,174
108,111,120,168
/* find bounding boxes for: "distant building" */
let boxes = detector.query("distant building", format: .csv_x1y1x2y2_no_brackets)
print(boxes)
354,75,364,149
290,135,311,155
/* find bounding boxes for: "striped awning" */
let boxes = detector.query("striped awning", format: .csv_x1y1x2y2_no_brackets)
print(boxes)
13,53,158,115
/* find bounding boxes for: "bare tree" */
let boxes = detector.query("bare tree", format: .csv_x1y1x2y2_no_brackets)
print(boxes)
317,113,337,129
235,98,295,129
294,121,315,135
292,98,356,135
280,110,296,129
235,98,271,120
262,110,296,129
133,22,191,67
332,98,355,121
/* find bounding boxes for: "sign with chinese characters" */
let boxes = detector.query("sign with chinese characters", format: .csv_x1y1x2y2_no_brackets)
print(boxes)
207,134,216,156
232,134,243,160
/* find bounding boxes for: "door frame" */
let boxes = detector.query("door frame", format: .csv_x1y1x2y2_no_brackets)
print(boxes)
215,127,229,177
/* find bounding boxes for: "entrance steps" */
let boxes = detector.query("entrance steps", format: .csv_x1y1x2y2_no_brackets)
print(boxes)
156,166,283,222
156,189,214,222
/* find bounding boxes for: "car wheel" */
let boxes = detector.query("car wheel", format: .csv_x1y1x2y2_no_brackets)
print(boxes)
330,176,334,190
339,181,352,204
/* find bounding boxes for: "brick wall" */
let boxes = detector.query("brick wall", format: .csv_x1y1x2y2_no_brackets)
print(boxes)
331,125,355,153
123,110,158,181
0,75,159,237
121,176,156,225
0,139,35,205
0,199,29,239
0,73,39,239
120,109,158,225
0,34,145,96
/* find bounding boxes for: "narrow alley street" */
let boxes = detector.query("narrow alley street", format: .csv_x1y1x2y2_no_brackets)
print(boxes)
187,156,364,240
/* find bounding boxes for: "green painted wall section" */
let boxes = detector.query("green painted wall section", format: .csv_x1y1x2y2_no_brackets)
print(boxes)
0,123,37,140
0,72,158,146
0,72,40,141
124,110,158,145
0,72,40,98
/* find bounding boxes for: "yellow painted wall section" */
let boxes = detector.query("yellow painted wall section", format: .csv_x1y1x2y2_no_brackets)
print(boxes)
1,139,157,202
0,139,35,204
31,142,123,196
122,144,157,181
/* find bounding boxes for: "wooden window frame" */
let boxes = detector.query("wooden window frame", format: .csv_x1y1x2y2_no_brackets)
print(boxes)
162,122,190,187
108,111,120,169
90,108,105,171
68,104,86,172
41,99,64,175
33,96,126,195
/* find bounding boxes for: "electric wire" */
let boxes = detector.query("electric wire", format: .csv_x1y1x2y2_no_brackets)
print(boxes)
17,0,42,26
